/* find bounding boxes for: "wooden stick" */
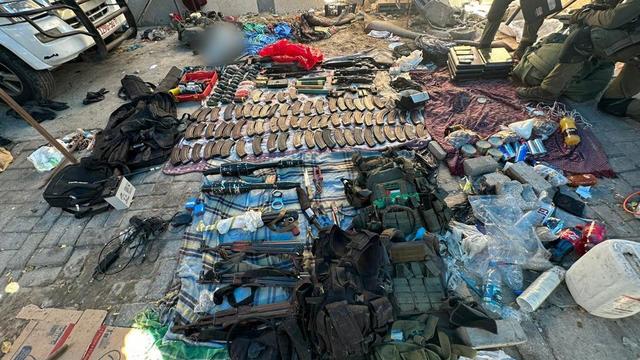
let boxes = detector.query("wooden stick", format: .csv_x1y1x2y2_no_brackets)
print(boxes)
0,88,77,164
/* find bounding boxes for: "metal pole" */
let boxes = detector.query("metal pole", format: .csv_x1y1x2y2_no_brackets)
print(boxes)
0,88,77,164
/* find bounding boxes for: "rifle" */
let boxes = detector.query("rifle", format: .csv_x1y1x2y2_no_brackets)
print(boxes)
202,240,305,255
203,159,305,176
201,180,299,195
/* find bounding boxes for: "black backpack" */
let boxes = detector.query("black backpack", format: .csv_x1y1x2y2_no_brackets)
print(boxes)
43,159,128,218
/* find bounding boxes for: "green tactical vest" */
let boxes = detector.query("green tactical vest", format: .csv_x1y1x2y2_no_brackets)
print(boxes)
513,33,615,102
370,314,476,360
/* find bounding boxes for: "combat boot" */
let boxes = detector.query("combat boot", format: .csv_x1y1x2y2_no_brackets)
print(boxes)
516,86,558,102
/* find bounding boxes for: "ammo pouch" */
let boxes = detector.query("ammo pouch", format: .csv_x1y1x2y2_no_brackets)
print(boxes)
314,298,393,360
370,314,476,360
513,33,567,86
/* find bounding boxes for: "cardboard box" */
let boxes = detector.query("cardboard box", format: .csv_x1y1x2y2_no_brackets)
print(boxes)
5,305,150,360
104,177,135,210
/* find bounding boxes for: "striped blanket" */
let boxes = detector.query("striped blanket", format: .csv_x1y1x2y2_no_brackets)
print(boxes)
166,150,375,346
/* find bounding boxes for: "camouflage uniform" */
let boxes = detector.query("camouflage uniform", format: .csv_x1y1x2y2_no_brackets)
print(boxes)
519,0,640,119
479,0,544,56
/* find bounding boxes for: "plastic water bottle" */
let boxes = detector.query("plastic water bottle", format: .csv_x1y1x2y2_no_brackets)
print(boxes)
482,260,504,317
500,263,524,295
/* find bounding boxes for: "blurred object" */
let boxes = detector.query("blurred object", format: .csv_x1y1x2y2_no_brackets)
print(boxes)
622,191,640,218
0,147,13,172
200,23,245,66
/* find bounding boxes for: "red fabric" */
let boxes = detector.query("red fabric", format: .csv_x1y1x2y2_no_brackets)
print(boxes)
411,70,614,177
258,40,324,70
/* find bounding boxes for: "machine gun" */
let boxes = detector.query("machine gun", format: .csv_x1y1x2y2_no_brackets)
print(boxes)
201,180,299,195
203,159,305,176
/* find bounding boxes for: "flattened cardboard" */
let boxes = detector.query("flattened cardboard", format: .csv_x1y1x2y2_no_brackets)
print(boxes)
5,306,111,360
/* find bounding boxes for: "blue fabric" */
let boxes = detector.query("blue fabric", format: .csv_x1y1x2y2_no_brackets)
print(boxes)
243,22,293,55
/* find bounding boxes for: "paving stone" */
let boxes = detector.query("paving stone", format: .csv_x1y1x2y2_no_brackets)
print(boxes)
19,266,62,287
84,211,110,228
0,250,18,275
132,183,154,197
112,303,151,327
145,258,178,300
608,156,639,174
40,214,74,247
31,208,62,233
516,318,557,360
6,233,44,270
17,195,51,217
129,195,167,210
61,247,92,278
76,226,113,246
134,279,153,300
104,209,129,228
58,218,91,247
504,162,555,195
2,216,39,233
0,232,29,251
28,246,74,267
463,156,499,178
152,182,172,195
2,190,40,204
619,170,640,187
159,237,184,259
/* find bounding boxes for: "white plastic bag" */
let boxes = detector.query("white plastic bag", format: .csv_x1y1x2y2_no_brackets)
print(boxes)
396,50,423,72
216,210,264,234
27,145,63,172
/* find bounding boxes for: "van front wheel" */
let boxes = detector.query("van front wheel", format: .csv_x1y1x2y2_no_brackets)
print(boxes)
0,49,55,103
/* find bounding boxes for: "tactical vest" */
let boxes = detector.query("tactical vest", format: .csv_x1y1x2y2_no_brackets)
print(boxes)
344,151,451,236
303,226,397,359
370,314,476,360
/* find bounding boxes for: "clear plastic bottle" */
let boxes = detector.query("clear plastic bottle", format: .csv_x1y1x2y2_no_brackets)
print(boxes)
482,260,504,317
500,263,524,295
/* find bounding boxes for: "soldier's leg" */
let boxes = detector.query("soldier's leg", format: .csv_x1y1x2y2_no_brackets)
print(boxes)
540,27,593,95
599,63,640,119
514,16,545,59
478,0,514,48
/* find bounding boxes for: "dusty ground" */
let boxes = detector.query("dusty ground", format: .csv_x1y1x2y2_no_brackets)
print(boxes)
1,19,640,360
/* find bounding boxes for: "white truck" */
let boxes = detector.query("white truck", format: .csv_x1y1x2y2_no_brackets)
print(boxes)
0,0,137,102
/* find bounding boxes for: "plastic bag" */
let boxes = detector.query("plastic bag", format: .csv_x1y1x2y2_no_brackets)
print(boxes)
396,50,423,72
258,39,324,70
534,164,568,187
28,145,63,172
507,118,536,140
532,118,559,140
194,290,216,313
215,210,264,234
450,221,490,260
